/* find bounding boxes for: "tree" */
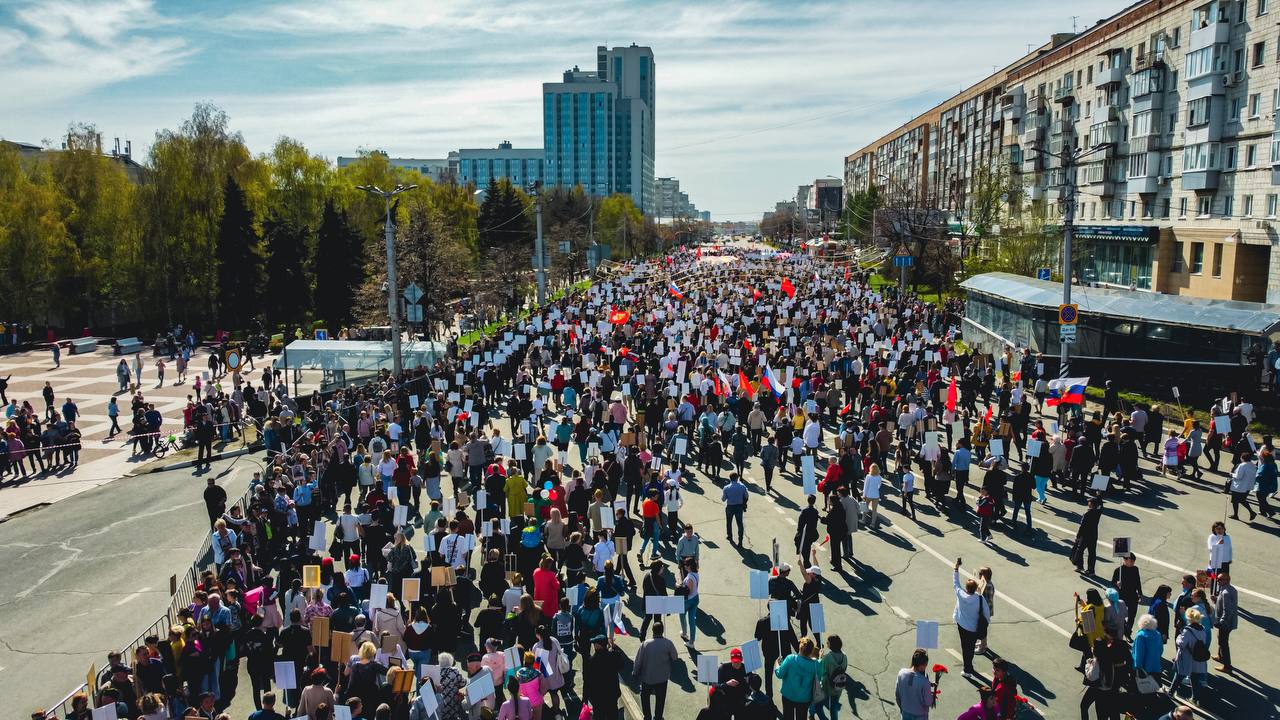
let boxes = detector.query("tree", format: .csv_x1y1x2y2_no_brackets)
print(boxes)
840,184,880,242
265,137,331,234
262,216,311,327
595,194,644,257
477,179,534,305
48,123,143,330
216,176,263,329
0,144,74,325
140,103,256,326
313,199,365,329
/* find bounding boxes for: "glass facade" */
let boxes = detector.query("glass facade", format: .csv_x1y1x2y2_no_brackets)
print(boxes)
965,293,1248,363
1082,241,1155,289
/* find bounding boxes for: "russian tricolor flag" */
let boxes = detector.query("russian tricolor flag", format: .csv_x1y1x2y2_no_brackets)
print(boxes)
1046,377,1090,407
668,281,685,300
760,366,785,399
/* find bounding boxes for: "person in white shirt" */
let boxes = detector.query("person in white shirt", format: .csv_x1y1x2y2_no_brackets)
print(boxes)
863,464,884,529
591,530,616,573
803,415,822,453
282,578,307,629
345,555,371,601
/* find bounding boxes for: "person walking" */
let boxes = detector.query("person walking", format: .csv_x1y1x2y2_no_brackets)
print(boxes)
893,648,932,720
633,621,678,720
952,559,990,678
774,636,820,720
1207,521,1232,582
813,635,847,720
1132,613,1164,691
722,472,749,545
677,558,700,646
1167,608,1209,704
863,464,883,529
1072,498,1103,575
1072,589,1105,672
1111,553,1143,640
1256,448,1277,518
107,397,121,438
1213,572,1239,673
1229,452,1259,521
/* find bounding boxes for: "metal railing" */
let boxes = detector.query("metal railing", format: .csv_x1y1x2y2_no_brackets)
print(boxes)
41,483,255,718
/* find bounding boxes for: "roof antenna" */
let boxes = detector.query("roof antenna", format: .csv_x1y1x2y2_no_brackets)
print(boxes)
1072,16,1079,33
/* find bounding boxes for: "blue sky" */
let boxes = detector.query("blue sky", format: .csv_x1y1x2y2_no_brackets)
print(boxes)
1,0,1123,218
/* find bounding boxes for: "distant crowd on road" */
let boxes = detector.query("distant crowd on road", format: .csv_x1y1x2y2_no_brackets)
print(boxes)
32,243,1266,720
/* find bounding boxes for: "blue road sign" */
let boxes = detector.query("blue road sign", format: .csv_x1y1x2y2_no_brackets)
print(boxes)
1037,267,1051,281
893,255,914,267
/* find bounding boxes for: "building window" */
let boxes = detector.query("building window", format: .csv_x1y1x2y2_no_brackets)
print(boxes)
1187,97,1212,126
1226,145,1237,169
1180,196,1189,217
1173,241,1185,272
1224,195,1235,216
1247,143,1258,166
1250,93,1261,117
1213,243,1224,277
1245,194,1255,216
1229,97,1242,121
1191,242,1205,273
1272,131,1280,163
1184,142,1220,170
1261,0,1270,15
1186,46,1214,78
1198,195,1213,216
1270,194,1279,216
1254,41,1267,67
1162,198,1172,218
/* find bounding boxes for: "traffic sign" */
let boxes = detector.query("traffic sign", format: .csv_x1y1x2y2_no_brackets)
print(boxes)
403,282,424,305
1058,303,1079,325
1036,268,1051,281
405,303,423,323
1059,324,1077,344
893,255,914,268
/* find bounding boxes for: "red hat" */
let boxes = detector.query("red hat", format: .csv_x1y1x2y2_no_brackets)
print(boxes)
730,648,743,660
348,554,360,564
321,557,334,566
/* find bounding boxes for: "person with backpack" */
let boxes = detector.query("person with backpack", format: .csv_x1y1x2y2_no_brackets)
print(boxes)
975,486,995,544
813,634,848,720
1167,607,1210,704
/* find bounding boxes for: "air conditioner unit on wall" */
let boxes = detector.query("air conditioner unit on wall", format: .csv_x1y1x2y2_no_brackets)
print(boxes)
1223,73,1236,87
1157,175,1167,184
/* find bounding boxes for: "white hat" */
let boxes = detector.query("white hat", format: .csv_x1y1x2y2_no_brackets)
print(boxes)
778,562,791,573
806,566,822,576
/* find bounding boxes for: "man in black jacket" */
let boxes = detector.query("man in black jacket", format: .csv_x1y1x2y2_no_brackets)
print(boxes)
1111,553,1143,640
1073,498,1103,575
754,614,798,699
583,635,625,720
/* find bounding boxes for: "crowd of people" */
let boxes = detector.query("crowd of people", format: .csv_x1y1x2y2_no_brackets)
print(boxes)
28,243,1266,720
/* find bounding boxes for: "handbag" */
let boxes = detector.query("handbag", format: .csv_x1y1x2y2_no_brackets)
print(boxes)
556,647,571,674
1068,629,1089,652
811,673,827,703
1134,668,1159,695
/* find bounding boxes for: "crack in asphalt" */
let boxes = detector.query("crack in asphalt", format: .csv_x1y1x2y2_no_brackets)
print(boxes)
0,635,111,657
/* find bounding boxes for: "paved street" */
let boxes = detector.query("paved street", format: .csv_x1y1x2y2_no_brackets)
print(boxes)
0,453,259,714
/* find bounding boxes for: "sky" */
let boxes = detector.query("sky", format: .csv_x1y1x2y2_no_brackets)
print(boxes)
0,0,1124,219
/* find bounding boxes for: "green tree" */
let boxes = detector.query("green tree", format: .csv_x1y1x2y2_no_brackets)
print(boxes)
840,184,880,242
216,176,263,329
0,144,74,325
263,216,312,327
48,123,143,330
477,178,534,302
265,137,331,233
140,103,256,326
313,199,365,329
595,194,644,257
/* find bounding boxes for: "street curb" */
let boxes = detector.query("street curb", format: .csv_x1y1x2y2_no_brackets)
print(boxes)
139,443,264,473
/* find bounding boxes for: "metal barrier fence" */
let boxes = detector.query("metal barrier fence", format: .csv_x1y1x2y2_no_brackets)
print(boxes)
41,483,255,718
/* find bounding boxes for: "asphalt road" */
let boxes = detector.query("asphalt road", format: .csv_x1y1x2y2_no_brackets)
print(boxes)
9,393,1278,720
0,452,259,715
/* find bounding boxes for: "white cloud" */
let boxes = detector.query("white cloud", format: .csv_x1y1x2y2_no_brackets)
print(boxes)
0,0,193,108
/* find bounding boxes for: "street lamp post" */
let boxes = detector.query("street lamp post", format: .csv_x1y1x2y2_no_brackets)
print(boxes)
356,183,418,376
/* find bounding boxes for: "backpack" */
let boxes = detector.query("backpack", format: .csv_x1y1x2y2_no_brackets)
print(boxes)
977,496,994,517
1190,629,1210,662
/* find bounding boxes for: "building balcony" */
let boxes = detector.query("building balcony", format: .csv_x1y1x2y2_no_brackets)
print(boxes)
1128,174,1161,194
1132,51,1166,72
1026,183,1044,200
1046,185,1063,200
1183,169,1220,191
1022,125,1045,145
1093,105,1119,124
1128,135,1168,153
1049,136,1075,155
1095,65,1126,87
991,106,1004,125
1054,86,1076,105
1189,20,1232,52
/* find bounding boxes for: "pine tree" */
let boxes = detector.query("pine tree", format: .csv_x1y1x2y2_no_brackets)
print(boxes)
313,199,364,329
263,215,312,327
215,175,263,329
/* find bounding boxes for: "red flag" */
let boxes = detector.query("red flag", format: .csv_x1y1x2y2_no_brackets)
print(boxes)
946,377,957,413
568,328,576,345
844,264,850,282
982,404,993,428
608,309,630,325
751,287,762,301
696,247,702,259
742,338,753,353
780,278,795,299
738,370,755,398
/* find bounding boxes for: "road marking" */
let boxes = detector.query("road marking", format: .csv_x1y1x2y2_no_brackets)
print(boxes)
945,648,963,663
888,523,1071,638
619,679,643,720
114,587,150,606
773,505,786,514
890,605,910,620
1033,517,1280,606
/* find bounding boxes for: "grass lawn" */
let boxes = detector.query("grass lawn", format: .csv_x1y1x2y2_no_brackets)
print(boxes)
458,279,592,347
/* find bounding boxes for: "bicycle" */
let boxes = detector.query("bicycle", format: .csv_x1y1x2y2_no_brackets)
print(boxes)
152,433,182,459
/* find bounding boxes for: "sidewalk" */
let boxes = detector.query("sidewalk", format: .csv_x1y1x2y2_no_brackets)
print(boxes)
0,345,254,519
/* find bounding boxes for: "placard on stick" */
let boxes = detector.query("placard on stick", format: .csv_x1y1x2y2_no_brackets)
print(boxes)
768,600,789,631
302,564,321,588
310,615,330,646
696,653,719,684
1112,537,1131,557
915,620,939,649
1090,474,1110,492
749,570,770,600
330,631,354,662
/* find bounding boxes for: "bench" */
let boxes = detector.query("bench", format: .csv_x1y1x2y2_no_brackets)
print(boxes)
69,337,97,355
114,336,144,355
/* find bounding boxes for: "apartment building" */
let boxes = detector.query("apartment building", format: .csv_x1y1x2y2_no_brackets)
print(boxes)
844,0,1280,303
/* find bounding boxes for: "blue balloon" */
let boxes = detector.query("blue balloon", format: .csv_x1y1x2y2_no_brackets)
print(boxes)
543,481,553,490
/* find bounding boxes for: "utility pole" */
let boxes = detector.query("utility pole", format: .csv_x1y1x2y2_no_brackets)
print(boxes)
356,183,417,376
1060,150,1078,379
534,187,546,305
